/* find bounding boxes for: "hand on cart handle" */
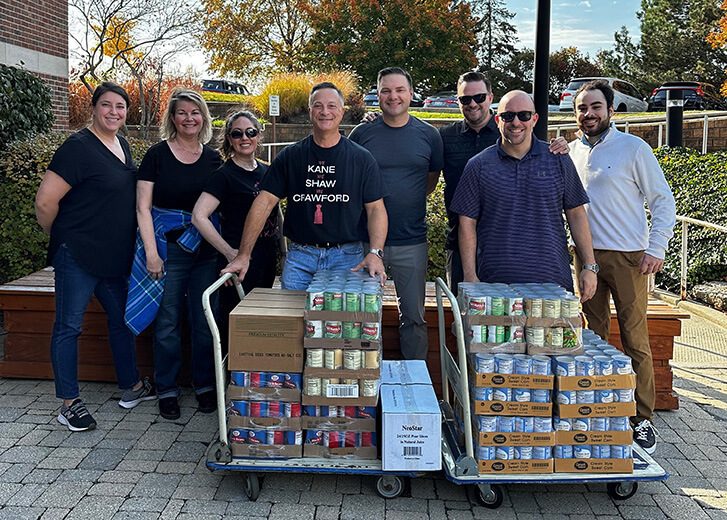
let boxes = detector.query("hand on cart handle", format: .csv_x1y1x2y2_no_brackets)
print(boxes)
221,253,250,285
353,255,387,286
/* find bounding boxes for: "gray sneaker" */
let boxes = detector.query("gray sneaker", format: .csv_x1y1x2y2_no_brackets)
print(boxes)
118,377,156,409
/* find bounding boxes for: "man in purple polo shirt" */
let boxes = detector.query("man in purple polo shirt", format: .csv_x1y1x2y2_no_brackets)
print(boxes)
451,90,598,301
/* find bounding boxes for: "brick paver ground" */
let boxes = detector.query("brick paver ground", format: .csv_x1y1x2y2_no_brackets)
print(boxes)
0,313,726,519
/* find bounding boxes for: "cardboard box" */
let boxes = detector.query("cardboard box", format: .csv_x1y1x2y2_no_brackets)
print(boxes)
228,292,306,372
478,459,553,474
303,445,377,460
304,366,381,380
473,400,553,417
381,384,441,471
553,458,633,474
244,288,306,299
228,415,301,431
227,384,301,403
302,393,379,407
469,371,554,389
381,360,432,385
555,430,633,445
556,374,637,391
555,402,637,419
477,431,555,447
300,416,376,431
304,338,381,350
229,442,302,459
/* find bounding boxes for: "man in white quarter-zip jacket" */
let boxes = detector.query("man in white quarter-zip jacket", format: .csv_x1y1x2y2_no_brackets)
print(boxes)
568,79,676,456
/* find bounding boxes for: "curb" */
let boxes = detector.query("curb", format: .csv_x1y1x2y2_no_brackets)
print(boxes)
653,289,727,328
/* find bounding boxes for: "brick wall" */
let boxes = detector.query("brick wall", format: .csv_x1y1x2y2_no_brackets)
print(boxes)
0,0,69,130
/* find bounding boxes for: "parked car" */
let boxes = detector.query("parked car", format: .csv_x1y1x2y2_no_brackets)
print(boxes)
424,91,458,108
363,88,425,108
201,79,249,96
559,77,648,112
648,81,727,111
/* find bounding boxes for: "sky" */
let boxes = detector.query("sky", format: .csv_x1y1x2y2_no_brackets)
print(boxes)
506,0,641,57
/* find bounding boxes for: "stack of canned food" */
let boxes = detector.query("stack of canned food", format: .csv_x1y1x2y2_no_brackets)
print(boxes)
471,353,553,404
459,282,582,354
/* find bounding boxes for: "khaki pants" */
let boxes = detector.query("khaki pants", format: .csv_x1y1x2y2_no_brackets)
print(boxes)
576,250,655,423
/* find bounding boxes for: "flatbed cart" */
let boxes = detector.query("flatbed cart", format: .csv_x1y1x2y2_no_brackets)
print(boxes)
433,277,669,509
202,273,426,501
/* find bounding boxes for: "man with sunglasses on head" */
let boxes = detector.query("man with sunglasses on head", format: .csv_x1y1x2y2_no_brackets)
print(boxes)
451,90,598,302
568,80,675,454
223,82,388,289
440,72,569,295
349,67,443,360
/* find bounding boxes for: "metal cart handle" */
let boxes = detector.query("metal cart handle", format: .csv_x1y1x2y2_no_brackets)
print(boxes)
202,273,244,446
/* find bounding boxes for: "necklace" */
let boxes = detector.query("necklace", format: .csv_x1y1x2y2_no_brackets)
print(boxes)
173,139,201,155
233,156,257,171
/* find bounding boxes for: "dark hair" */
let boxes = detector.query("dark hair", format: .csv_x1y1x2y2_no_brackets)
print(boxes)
457,71,492,93
377,67,413,90
221,110,263,160
91,81,130,108
309,82,345,106
574,80,614,110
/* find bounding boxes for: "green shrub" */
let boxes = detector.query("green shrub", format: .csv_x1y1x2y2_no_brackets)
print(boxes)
426,179,448,281
0,64,54,151
0,132,155,284
655,147,727,291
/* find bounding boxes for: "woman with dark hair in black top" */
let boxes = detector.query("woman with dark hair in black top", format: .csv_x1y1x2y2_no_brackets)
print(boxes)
35,81,155,432
192,110,283,352
136,89,222,420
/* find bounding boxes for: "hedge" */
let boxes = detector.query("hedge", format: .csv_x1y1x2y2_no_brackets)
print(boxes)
0,64,53,151
1,136,724,290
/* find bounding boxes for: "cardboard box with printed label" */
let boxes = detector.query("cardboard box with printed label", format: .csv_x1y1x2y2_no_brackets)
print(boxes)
381,360,432,385
381,384,441,471
228,291,306,372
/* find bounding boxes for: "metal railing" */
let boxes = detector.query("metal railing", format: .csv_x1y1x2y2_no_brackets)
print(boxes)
675,215,727,300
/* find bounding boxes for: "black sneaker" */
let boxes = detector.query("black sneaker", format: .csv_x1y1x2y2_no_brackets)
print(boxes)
118,377,157,409
633,419,657,454
196,390,217,414
159,396,181,420
57,399,97,432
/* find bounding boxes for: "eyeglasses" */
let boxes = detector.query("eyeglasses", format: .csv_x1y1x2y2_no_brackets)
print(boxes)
458,93,489,105
498,111,534,123
229,127,259,139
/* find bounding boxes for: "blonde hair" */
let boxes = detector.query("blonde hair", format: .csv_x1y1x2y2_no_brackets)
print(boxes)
161,88,213,144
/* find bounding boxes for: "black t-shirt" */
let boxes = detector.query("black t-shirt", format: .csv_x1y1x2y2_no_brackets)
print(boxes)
204,159,280,248
261,135,384,245
47,128,137,277
137,141,222,212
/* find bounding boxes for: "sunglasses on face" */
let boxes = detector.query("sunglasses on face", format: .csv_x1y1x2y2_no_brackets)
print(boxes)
229,127,259,139
498,111,534,123
458,93,489,105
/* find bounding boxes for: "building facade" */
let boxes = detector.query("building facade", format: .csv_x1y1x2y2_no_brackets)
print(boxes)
0,0,69,130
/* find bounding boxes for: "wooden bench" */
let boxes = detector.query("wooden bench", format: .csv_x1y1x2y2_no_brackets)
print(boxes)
0,269,687,410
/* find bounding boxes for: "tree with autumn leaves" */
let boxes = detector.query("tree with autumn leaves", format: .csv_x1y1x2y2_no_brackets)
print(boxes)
708,0,727,96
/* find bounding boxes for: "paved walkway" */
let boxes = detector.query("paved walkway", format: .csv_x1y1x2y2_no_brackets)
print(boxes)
1,306,727,519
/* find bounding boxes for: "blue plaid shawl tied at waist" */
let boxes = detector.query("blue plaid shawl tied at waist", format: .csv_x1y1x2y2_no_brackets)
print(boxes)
124,207,220,335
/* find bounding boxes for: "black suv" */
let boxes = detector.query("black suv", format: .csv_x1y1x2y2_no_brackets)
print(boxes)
648,81,726,111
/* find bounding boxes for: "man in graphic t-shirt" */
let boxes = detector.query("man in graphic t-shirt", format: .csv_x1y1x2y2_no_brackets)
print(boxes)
223,82,388,290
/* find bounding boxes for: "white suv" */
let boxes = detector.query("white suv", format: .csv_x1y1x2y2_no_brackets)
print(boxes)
559,77,648,112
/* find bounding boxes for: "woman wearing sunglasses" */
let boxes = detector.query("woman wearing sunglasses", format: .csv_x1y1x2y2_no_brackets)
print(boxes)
133,89,222,420
192,110,282,352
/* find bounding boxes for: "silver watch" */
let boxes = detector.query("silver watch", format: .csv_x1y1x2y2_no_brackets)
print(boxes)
368,248,384,259
582,263,600,274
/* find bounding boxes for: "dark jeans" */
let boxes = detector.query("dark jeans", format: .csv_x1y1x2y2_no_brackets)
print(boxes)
153,242,217,399
446,247,464,297
51,244,139,399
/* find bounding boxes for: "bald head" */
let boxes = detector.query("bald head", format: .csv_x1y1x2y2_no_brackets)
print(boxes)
497,90,535,114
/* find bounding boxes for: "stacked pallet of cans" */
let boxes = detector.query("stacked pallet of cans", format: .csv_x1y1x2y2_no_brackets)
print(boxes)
470,352,555,473
301,270,383,459
459,282,583,355
552,329,636,473
227,370,304,458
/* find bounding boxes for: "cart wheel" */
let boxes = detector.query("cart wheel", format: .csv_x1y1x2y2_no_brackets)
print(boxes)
205,441,232,465
475,483,504,509
607,481,638,500
244,473,261,501
376,475,404,499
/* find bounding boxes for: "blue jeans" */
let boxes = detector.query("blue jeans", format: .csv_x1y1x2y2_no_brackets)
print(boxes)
51,244,139,399
153,242,217,398
281,242,364,290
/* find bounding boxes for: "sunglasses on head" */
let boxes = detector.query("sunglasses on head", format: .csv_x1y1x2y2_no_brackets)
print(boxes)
229,127,259,139
498,111,534,123
458,93,489,105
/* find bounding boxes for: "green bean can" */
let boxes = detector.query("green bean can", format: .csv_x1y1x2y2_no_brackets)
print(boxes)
324,289,344,311
363,291,380,313
345,291,361,312
343,321,362,339
490,297,505,317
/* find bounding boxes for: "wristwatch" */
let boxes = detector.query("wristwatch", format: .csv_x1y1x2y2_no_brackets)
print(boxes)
582,263,600,274
368,248,384,259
